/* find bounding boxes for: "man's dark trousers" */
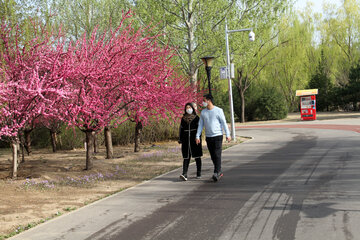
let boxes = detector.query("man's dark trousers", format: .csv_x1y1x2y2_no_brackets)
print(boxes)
206,135,223,174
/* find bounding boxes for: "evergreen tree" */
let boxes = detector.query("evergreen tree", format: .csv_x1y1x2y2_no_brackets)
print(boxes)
346,63,360,110
307,50,333,111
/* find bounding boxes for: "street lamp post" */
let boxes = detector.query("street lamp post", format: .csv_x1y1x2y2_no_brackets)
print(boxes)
225,18,255,140
201,56,215,96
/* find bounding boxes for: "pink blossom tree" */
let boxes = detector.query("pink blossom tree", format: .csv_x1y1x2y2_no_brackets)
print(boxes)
61,11,197,164
0,11,200,176
126,66,198,152
58,12,163,168
0,22,72,178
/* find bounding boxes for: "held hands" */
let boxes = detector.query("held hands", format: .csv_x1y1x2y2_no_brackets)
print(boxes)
226,136,232,142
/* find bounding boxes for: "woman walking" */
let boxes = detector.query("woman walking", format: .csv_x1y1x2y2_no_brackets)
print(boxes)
178,103,203,181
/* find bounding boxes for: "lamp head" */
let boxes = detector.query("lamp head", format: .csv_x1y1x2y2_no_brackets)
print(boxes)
201,56,215,67
249,31,255,42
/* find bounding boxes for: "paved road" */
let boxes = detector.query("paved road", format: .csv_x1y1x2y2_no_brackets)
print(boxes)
11,118,360,240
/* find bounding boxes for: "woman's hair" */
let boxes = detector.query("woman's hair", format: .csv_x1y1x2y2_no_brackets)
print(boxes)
184,102,197,115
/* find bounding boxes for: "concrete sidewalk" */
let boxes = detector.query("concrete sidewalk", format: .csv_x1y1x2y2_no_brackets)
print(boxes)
10,112,360,240
10,152,218,240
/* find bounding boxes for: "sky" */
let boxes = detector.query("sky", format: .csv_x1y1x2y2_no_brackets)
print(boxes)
294,0,342,14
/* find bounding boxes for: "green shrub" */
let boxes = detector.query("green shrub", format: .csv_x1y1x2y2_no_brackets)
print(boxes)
111,119,179,145
254,87,288,120
233,84,263,122
233,83,288,121
0,118,181,149
31,127,51,148
31,126,85,150
59,127,89,150
111,121,135,145
141,120,179,142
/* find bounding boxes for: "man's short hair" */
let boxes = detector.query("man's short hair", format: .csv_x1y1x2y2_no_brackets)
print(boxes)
203,94,214,103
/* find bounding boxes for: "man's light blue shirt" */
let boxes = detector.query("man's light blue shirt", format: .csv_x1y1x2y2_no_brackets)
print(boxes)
196,106,230,139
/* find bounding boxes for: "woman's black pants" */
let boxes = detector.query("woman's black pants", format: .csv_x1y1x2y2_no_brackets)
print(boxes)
182,156,201,176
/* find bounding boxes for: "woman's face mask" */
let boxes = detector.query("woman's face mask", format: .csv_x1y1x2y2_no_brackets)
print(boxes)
186,108,193,114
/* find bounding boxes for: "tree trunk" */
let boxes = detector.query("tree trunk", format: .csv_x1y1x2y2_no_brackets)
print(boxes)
93,132,99,153
58,134,63,150
237,70,246,123
50,130,57,153
134,121,143,152
11,138,19,179
85,131,95,170
24,129,32,156
18,133,25,163
20,142,25,163
104,126,113,159
240,90,246,123
17,142,21,163
186,0,198,92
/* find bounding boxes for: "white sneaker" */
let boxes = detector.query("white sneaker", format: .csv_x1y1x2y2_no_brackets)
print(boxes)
180,174,187,181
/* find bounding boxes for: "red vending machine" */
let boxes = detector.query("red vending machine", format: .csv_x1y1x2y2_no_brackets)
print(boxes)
296,89,318,121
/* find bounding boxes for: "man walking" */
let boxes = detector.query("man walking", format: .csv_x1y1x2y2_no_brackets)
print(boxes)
196,94,231,182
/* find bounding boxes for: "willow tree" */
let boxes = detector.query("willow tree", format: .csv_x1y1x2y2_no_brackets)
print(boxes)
47,0,132,40
269,10,316,111
134,0,236,90
229,0,290,122
321,0,360,84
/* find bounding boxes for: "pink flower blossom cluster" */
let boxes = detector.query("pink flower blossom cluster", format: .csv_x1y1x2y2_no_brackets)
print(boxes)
0,11,198,139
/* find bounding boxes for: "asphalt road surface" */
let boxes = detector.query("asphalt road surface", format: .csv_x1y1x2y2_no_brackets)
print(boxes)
11,117,360,240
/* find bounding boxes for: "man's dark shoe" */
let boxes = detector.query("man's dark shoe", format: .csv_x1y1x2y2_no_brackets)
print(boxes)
212,173,218,182
212,172,223,182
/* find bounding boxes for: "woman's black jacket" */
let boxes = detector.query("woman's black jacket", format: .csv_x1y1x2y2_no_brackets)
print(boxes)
179,115,203,159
